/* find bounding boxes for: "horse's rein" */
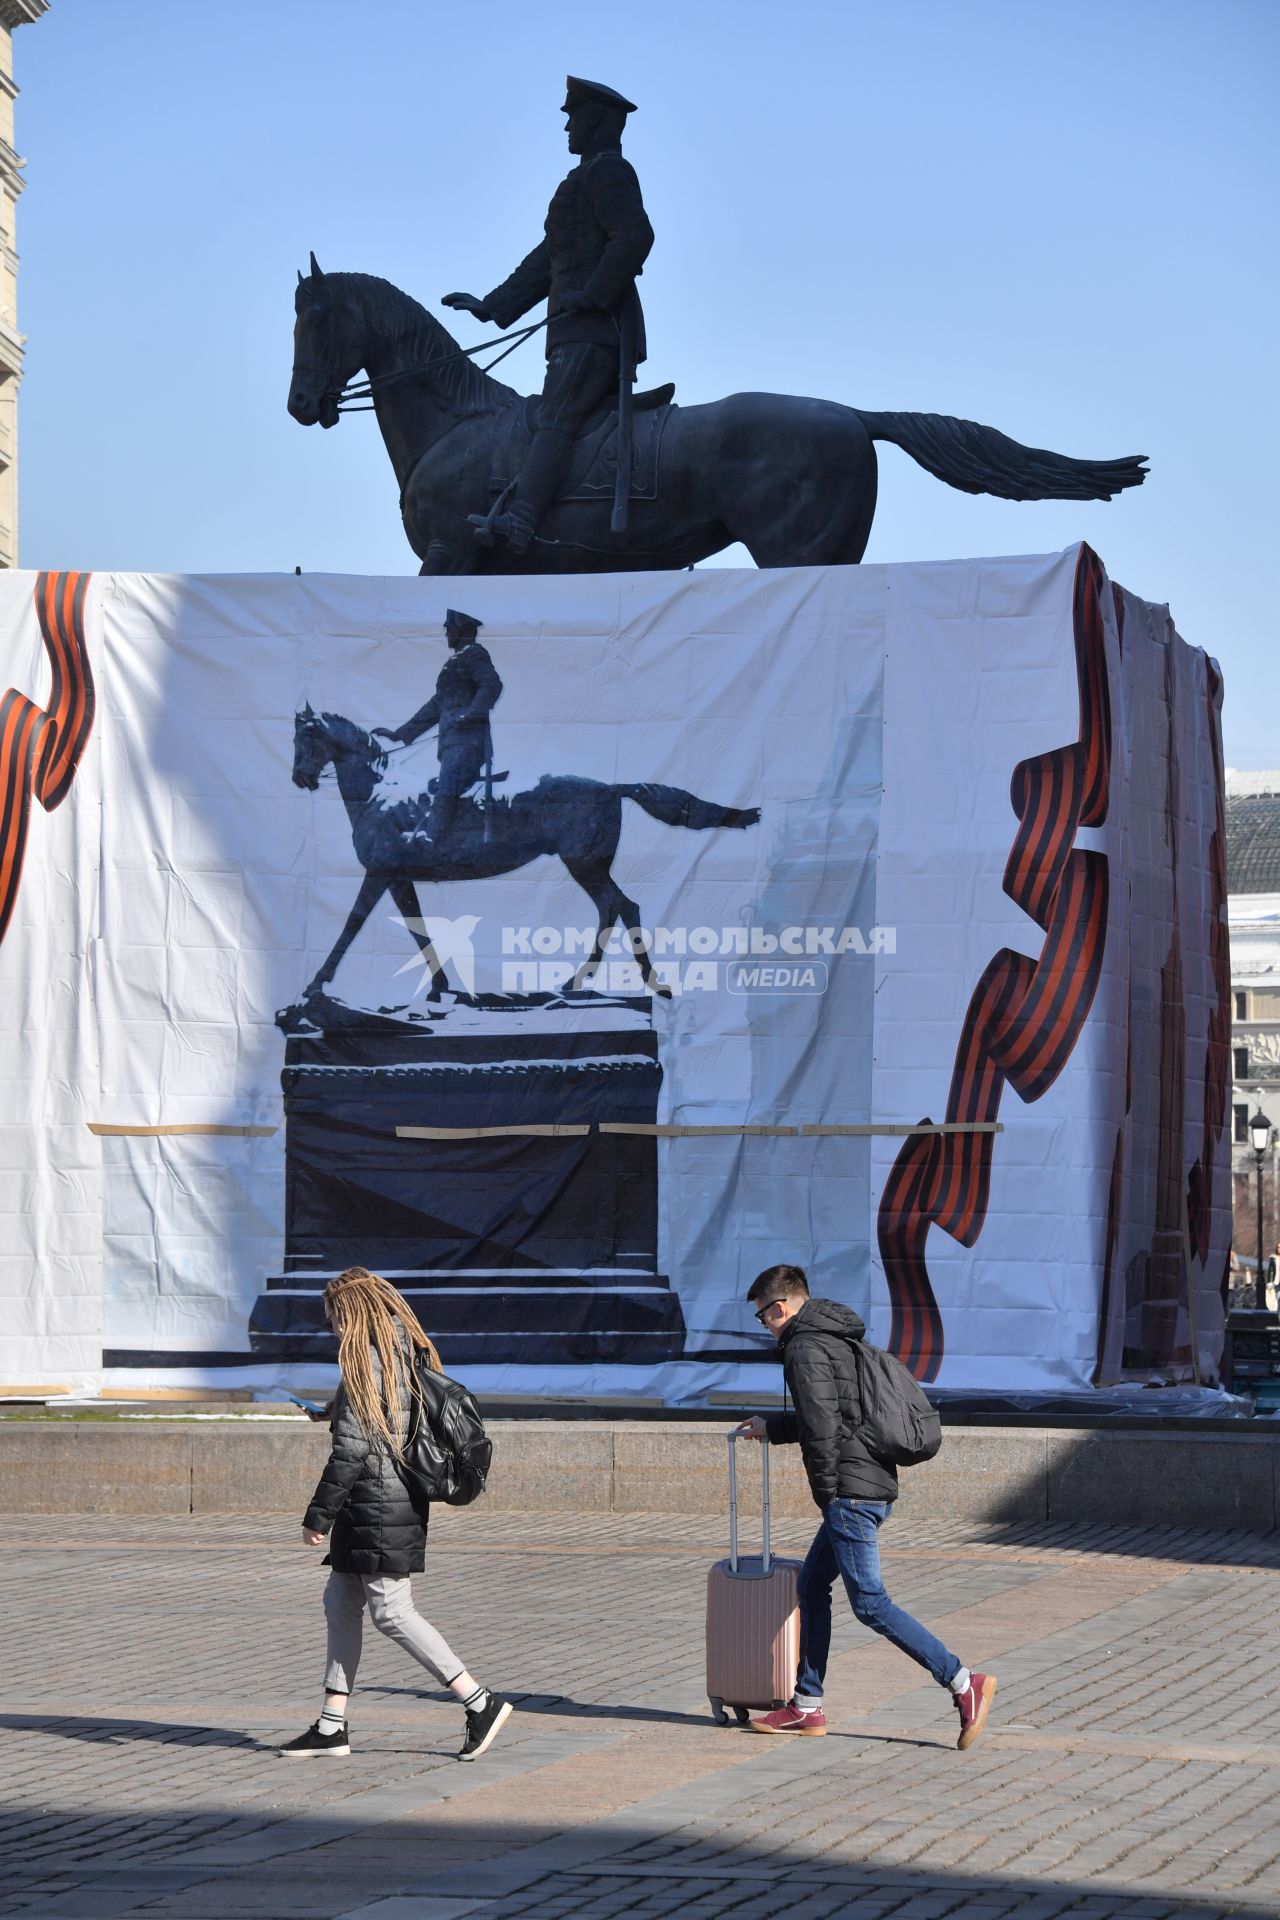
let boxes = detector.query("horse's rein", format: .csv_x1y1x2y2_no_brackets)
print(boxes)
300,713,404,781
334,314,556,413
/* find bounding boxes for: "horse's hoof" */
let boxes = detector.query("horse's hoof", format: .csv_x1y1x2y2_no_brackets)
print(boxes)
654,985,674,1000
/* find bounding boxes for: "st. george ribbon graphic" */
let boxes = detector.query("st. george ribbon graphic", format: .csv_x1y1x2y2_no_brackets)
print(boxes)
878,544,1112,1381
0,572,95,946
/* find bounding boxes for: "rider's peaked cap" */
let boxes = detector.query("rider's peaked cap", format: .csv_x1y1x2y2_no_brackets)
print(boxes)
443,608,482,634
562,76,637,115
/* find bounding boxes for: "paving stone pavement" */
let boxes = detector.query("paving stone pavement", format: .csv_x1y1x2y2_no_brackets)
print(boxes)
2,1509,1280,1918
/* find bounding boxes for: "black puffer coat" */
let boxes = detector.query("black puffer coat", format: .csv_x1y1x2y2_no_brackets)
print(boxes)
764,1298,898,1509
302,1347,427,1577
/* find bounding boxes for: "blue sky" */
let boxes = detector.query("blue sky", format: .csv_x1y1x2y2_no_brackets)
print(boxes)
13,0,1278,764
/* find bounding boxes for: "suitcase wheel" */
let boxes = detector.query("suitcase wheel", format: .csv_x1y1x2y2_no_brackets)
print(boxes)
708,1697,729,1726
733,1705,752,1725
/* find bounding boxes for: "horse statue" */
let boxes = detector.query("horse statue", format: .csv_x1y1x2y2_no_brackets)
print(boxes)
287,261,1147,577
285,706,760,1007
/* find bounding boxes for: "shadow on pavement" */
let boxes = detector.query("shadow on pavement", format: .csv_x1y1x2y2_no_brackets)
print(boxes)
363,1684,714,1727
0,1804,1259,1920
0,1712,262,1750
957,1516,1280,1572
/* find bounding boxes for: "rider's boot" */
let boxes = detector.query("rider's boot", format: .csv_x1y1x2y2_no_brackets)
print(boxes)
468,502,536,553
500,502,536,553
473,424,572,553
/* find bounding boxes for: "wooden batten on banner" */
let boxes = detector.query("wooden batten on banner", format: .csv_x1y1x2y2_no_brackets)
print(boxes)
87,1124,278,1137
395,1121,1003,1141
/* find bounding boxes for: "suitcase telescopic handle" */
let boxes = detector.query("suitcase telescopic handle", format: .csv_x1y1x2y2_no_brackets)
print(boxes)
727,1430,771,1575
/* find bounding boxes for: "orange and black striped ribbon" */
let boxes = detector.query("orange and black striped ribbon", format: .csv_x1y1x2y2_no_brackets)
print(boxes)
0,571,95,947
877,546,1112,1381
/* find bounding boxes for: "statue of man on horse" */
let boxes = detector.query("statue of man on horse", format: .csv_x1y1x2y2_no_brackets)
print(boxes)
442,75,654,555
287,92,1147,576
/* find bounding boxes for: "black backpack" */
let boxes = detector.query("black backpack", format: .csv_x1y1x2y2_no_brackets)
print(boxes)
853,1342,942,1467
395,1355,492,1507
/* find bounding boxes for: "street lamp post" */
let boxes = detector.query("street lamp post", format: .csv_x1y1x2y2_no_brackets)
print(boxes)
1250,1108,1272,1311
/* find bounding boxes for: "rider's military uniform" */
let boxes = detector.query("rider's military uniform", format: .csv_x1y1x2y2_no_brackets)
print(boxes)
484,145,652,369
390,616,502,843
480,78,654,543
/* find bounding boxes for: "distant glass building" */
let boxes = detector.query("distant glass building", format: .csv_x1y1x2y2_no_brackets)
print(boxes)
0,1,48,567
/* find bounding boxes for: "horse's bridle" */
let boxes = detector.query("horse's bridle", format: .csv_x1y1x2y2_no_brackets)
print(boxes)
301,314,555,415
297,710,395,780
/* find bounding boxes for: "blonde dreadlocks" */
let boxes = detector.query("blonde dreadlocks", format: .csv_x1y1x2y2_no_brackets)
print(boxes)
323,1267,443,1459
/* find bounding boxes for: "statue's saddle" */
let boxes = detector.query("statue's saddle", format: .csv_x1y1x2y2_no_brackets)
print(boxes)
489,385,676,504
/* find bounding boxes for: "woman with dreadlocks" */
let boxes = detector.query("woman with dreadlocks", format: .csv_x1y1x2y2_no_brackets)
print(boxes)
280,1266,512,1762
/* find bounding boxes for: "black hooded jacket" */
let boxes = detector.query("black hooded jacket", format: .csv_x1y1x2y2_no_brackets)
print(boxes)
764,1298,898,1508
303,1344,427,1578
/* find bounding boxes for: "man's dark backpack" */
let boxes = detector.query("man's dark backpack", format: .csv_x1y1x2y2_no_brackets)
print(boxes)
396,1356,492,1507
853,1342,942,1467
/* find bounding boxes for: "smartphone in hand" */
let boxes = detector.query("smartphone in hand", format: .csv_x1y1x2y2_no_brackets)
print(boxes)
284,1391,329,1419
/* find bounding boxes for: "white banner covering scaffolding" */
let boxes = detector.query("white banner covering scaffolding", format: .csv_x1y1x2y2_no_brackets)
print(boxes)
0,548,1229,1401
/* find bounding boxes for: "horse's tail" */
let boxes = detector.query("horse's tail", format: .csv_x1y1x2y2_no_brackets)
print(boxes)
622,783,760,831
859,410,1147,502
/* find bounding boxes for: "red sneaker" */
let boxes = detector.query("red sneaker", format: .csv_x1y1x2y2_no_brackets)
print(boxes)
748,1703,827,1735
954,1671,997,1750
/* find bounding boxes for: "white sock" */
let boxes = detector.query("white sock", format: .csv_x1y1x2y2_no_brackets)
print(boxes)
949,1666,971,1695
460,1684,490,1715
792,1696,822,1715
318,1705,346,1734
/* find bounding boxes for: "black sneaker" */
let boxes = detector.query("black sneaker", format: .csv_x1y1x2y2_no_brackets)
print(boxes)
279,1719,350,1758
458,1694,513,1762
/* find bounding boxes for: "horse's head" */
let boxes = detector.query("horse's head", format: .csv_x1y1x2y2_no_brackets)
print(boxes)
288,255,363,430
288,262,514,442
293,705,385,792
292,703,331,788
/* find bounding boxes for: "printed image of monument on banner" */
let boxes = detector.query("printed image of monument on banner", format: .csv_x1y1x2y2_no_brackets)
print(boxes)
250,993,686,1365
246,667,760,1374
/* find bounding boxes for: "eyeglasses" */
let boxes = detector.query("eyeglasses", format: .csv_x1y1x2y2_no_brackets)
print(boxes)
754,1299,786,1325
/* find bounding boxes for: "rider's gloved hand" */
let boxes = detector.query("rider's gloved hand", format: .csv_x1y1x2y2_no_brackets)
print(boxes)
559,290,596,313
441,292,494,323
372,727,402,743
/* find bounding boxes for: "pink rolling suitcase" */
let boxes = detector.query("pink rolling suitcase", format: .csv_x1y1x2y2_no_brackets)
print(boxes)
705,1432,801,1725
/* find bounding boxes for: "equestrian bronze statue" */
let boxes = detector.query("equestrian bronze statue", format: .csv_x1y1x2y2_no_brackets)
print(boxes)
287,79,1146,577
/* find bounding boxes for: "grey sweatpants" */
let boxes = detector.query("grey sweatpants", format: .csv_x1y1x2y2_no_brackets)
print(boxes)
323,1570,466,1695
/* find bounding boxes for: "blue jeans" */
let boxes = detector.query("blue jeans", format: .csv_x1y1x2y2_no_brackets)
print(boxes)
793,1499,961,1707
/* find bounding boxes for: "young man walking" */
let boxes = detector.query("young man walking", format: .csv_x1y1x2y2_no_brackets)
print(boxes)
738,1263,996,1750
